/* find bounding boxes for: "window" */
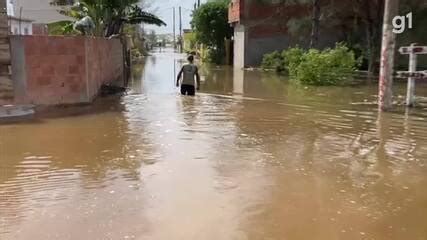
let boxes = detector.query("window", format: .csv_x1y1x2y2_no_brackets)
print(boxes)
24,28,29,35
13,27,18,35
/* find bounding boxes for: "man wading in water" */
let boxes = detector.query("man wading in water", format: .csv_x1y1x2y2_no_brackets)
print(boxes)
176,55,200,96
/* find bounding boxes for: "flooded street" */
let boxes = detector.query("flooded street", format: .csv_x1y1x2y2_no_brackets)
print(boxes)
1,49,427,240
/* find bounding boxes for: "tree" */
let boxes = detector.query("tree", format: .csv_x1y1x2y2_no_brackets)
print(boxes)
51,0,166,37
309,0,320,48
191,0,233,63
259,0,321,48
146,30,157,48
358,0,384,76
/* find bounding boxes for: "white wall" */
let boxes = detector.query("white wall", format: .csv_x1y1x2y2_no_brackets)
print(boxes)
7,1,14,16
11,0,73,24
10,19,32,35
233,24,246,69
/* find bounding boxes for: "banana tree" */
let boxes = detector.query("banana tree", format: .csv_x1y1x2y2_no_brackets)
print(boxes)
51,0,166,37
103,0,166,37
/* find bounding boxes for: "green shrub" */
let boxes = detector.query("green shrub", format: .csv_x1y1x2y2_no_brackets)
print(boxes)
262,44,359,85
261,46,304,74
261,51,285,72
282,47,305,78
295,44,358,85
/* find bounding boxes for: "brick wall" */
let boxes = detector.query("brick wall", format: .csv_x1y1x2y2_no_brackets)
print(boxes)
86,38,124,100
32,24,49,35
228,0,241,23
230,0,345,67
11,35,124,105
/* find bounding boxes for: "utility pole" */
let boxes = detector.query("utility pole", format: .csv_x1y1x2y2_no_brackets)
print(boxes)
179,6,182,53
378,0,400,111
173,7,176,50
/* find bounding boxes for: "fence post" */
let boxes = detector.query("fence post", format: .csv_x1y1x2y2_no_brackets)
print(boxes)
406,43,417,107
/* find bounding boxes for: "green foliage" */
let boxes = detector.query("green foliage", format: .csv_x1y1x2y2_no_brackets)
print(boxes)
125,5,166,26
295,44,359,85
261,51,286,72
48,20,75,35
262,44,359,85
261,46,304,75
51,0,165,37
183,32,197,52
282,47,305,78
191,0,232,63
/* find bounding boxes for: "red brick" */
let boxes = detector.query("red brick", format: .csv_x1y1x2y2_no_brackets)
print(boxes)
69,83,81,92
43,65,55,75
25,41,37,55
68,65,80,74
37,76,52,86
76,55,84,64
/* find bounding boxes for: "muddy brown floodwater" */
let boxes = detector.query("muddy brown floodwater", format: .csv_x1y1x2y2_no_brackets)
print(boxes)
1,49,427,240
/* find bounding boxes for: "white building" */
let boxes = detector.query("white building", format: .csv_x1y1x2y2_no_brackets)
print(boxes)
7,0,33,35
10,0,74,24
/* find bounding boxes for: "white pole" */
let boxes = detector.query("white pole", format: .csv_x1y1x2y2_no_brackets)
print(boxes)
174,58,176,87
379,0,399,111
406,43,417,107
19,7,22,35
173,7,176,50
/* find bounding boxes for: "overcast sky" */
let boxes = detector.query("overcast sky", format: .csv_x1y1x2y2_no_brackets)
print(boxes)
143,0,207,34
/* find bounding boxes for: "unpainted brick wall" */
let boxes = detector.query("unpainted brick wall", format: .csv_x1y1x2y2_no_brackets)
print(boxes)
15,35,123,105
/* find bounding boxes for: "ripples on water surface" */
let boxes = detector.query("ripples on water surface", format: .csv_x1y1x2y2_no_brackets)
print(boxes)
1,50,427,239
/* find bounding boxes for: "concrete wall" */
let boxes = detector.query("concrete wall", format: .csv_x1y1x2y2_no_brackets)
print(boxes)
233,24,246,69
230,0,342,67
11,35,124,105
10,19,32,35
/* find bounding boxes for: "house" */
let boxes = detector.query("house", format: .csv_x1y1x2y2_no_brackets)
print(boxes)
182,29,195,51
6,0,33,35
10,0,74,24
228,0,343,68
8,16,33,35
1,0,13,103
